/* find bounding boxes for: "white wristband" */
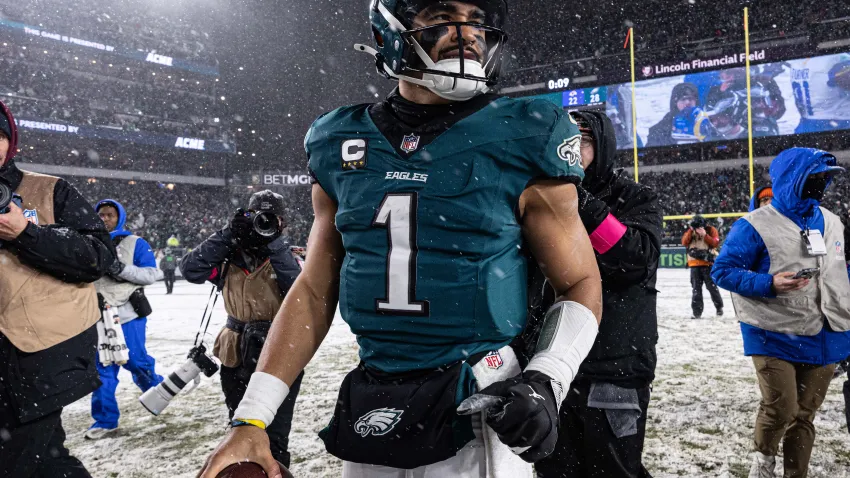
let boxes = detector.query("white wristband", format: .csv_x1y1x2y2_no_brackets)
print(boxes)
526,301,599,406
233,372,290,427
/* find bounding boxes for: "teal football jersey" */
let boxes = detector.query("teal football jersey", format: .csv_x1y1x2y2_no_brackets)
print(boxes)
307,96,583,372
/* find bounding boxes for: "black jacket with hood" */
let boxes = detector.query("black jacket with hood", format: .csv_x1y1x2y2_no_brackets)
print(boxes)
180,226,301,296
525,111,662,388
0,100,115,423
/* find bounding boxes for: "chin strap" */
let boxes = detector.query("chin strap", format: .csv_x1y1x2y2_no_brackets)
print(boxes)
354,43,439,90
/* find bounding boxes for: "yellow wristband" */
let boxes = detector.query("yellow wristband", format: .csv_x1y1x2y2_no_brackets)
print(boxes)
232,418,266,430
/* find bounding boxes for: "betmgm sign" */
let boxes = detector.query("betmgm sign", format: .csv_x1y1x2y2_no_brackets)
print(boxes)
261,173,312,187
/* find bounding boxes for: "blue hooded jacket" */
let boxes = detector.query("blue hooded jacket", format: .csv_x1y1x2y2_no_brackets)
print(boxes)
96,199,157,271
711,148,850,365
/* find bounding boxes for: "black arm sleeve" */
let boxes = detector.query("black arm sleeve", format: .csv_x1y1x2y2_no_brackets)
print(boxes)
7,178,115,283
268,240,302,295
179,228,235,287
581,184,662,287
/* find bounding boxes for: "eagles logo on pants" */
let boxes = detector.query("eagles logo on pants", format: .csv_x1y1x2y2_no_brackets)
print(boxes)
354,408,404,437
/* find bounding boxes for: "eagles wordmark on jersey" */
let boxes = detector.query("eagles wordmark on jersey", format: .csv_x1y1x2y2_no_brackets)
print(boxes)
307,95,584,373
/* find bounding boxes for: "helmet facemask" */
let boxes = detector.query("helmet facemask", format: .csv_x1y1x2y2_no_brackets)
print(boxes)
361,0,508,101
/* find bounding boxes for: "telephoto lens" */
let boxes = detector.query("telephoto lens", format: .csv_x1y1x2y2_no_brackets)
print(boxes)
139,344,219,415
252,211,279,237
0,179,12,214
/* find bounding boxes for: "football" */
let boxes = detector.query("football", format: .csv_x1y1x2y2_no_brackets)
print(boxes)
216,461,294,478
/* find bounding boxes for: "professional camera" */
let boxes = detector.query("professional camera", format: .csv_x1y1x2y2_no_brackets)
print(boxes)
139,344,219,415
690,215,707,229
248,209,279,237
0,178,22,214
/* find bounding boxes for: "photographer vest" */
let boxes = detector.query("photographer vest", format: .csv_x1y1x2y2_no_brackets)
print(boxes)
732,205,850,336
0,171,99,353
213,259,284,367
686,227,718,267
95,235,142,307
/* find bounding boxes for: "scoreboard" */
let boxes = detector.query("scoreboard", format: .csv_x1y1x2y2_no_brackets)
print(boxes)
562,87,606,108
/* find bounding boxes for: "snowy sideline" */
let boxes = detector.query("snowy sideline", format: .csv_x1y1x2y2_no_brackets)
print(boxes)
62,269,850,477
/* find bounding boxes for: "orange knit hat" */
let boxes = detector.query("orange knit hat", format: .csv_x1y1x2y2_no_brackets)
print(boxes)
758,188,773,200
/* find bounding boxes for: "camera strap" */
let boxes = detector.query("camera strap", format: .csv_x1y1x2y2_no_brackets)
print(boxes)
193,259,230,347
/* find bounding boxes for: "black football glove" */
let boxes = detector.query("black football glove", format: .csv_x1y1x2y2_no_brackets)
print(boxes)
576,185,610,233
230,209,280,249
229,209,254,245
457,370,559,463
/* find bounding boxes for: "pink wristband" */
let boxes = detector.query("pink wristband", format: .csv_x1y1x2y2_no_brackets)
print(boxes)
589,214,627,254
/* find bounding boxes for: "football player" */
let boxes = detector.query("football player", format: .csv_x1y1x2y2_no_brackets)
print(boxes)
791,53,850,134
199,1,602,477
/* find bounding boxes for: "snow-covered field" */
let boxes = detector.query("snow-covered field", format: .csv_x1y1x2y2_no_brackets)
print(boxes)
62,269,850,477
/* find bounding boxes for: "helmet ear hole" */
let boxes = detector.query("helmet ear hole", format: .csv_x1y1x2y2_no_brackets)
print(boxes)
373,27,385,48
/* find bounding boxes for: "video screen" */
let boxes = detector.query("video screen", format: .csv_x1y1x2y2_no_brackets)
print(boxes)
526,51,850,150
606,51,850,149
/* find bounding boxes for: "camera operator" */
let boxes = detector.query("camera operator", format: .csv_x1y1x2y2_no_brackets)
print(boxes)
86,199,164,439
0,100,114,477
180,190,303,468
681,215,724,319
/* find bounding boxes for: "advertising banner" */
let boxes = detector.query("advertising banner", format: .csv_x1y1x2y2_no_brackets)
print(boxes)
18,118,235,154
0,19,219,76
660,247,689,269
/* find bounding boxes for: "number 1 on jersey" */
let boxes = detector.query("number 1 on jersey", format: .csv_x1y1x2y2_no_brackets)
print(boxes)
372,193,430,316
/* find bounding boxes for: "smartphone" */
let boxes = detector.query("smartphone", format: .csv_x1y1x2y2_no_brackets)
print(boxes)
793,268,820,280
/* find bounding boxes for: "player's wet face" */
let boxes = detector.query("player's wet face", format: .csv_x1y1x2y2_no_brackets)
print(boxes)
412,2,488,65
677,95,697,111
98,205,119,232
758,196,772,208
711,114,733,129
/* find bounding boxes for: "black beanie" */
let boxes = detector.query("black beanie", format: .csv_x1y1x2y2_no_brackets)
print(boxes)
248,190,285,217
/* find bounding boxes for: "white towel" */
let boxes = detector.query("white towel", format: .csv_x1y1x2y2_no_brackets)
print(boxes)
100,308,129,365
96,317,111,365
470,346,535,478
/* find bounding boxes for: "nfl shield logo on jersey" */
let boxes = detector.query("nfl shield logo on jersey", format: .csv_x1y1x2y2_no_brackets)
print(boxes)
23,209,39,225
483,351,503,370
400,134,420,154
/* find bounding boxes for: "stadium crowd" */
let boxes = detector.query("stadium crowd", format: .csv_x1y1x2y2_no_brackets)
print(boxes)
0,0,215,63
645,163,850,244
614,130,850,167
25,159,842,252
14,137,229,178
508,0,850,71
64,177,312,250
0,52,223,140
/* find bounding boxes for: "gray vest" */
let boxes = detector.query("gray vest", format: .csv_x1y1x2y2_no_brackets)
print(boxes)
95,235,142,309
732,205,850,336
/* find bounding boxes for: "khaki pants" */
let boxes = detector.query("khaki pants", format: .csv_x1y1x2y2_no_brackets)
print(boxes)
752,356,835,478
